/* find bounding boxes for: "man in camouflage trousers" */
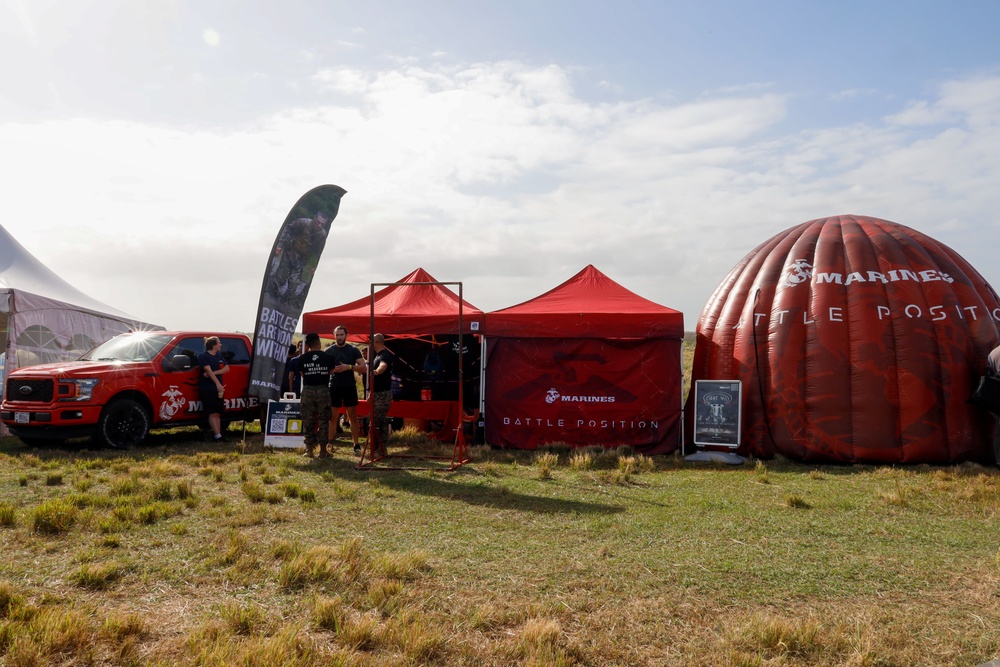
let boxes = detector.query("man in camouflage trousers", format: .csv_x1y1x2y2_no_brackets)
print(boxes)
298,333,336,458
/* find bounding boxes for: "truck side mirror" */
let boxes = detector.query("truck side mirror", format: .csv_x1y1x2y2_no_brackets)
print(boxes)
170,355,193,371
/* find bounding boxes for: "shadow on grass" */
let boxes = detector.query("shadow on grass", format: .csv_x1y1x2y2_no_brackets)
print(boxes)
291,452,625,516
380,470,625,515
0,423,254,460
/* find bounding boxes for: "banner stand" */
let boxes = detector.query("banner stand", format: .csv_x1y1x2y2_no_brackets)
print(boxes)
686,379,746,465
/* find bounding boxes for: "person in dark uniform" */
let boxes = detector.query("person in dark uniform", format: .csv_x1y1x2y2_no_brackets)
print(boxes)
326,325,366,453
279,343,297,397
298,333,335,458
370,333,394,455
197,336,229,442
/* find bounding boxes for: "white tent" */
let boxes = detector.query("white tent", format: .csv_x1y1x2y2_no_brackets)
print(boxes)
0,223,162,376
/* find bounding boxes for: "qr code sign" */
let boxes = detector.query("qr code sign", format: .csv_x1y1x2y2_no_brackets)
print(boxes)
270,418,287,434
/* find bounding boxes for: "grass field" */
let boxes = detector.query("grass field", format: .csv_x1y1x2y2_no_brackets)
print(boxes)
1,423,999,667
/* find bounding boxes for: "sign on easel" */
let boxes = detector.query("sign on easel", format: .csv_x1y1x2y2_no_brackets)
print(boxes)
264,396,304,449
693,380,742,448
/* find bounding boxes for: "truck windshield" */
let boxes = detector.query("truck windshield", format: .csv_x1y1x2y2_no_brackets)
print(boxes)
80,333,176,362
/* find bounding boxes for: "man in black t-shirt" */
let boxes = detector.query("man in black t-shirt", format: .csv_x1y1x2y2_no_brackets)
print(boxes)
197,336,229,442
370,333,394,453
325,325,366,453
298,333,335,458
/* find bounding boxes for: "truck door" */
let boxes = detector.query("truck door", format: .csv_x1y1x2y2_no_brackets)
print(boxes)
218,336,253,416
159,337,205,423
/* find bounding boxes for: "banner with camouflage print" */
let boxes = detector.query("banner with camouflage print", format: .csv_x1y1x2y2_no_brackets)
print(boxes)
249,184,347,401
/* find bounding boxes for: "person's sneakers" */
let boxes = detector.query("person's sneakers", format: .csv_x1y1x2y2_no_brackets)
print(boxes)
353,444,362,455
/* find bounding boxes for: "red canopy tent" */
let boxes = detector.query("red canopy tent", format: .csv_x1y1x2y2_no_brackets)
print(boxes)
483,265,684,453
302,267,484,336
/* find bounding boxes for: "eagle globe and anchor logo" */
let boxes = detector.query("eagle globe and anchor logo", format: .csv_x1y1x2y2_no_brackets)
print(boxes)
545,388,560,404
782,258,813,287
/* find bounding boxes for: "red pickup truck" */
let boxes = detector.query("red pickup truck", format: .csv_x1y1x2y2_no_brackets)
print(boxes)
1,331,260,448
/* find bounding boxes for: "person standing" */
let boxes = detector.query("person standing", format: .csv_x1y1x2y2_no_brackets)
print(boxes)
326,325,366,453
298,333,336,458
280,343,297,397
988,343,1000,464
286,340,304,399
197,336,229,442
370,333,394,455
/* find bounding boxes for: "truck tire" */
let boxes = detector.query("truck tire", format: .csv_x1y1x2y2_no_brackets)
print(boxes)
95,399,150,449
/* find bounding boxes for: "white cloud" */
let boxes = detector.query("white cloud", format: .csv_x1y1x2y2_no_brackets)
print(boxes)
312,67,370,95
1,62,998,333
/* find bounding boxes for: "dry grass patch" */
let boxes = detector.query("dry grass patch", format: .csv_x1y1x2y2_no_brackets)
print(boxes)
785,494,811,509
367,578,405,615
878,478,910,506
217,600,272,636
0,502,17,527
279,545,349,591
479,460,503,476
568,450,594,470
372,549,431,581
312,595,347,633
31,498,78,534
338,613,381,651
753,459,770,483
535,452,559,479
183,622,322,667
0,597,150,667
515,617,577,666
737,613,824,659
385,608,447,663
69,561,125,589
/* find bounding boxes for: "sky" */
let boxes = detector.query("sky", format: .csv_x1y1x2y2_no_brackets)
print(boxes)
2,0,999,333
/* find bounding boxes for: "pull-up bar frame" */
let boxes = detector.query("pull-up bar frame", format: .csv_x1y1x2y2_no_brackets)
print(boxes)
355,280,471,471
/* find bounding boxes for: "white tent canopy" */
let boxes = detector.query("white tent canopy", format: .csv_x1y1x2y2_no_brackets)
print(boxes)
0,223,161,373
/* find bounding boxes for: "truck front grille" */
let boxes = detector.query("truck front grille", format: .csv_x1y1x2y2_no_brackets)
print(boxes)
5,379,55,403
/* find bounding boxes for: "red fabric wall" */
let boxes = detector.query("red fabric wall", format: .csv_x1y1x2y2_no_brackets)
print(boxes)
485,337,682,453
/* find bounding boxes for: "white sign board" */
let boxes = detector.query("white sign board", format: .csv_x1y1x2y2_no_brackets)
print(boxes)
693,380,742,448
264,396,304,449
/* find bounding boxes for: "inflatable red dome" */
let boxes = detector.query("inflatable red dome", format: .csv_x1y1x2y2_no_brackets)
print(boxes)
688,215,1000,464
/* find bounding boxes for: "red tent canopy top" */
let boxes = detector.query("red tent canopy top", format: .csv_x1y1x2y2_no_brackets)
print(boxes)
484,264,684,339
302,267,484,337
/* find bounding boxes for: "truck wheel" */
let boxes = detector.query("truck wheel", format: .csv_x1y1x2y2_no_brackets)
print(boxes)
95,399,150,449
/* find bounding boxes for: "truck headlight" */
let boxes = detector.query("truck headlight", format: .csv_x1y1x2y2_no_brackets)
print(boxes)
59,379,99,402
